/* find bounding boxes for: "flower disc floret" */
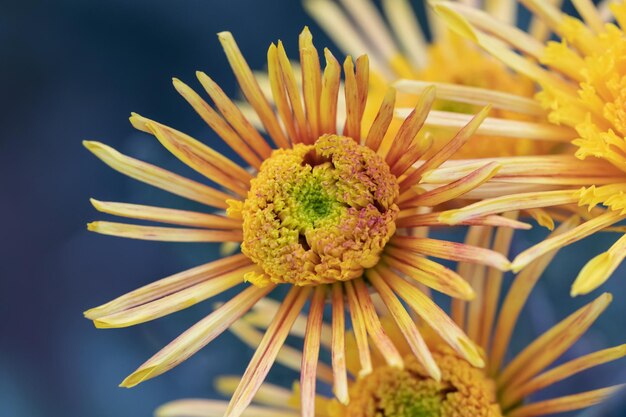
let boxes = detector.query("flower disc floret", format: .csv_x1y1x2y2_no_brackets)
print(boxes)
342,348,499,417
239,134,399,286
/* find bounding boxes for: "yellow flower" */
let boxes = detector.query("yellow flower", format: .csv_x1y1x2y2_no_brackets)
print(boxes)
84,28,520,417
303,0,558,159
157,219,625,417
423,0,626,296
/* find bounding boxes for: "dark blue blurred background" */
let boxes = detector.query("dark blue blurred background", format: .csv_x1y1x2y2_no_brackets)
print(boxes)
1,1,625,416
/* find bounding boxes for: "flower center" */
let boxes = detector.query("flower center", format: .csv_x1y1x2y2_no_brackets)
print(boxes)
341,349,499,417
239,134,399,287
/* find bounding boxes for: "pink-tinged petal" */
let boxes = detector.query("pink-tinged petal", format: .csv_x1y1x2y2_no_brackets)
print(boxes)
224,286,312,417
120,284,273,387
83,141,231,209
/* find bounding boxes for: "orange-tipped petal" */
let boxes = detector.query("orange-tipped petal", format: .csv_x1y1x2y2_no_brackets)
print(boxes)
172,77,264,168
399,105,491,192
364,87,396,152
130,114,251,196
299,27,322,141
276,41,308,144
319,48,341,135
355,55,369,125
194,71,273,158
386,85,435,167
343,56,360,141
218,31,289,149
267,44,297,147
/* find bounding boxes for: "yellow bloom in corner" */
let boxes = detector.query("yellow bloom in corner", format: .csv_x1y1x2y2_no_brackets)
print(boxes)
421,0,626,296
84,27,522,417
157,219,625,417
303,0,559,159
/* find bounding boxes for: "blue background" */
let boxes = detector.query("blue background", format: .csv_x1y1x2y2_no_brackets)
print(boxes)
1,1,625,416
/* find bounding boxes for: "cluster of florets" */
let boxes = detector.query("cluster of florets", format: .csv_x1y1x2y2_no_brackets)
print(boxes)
235,134,399,286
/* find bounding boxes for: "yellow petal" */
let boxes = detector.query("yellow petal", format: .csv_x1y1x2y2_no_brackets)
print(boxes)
90,199,241,229
571,233,626,296
511,211,626,273
382,266,484,368
299,27,322,141
172,77,265,168
503,344,626,408
215,377,293,408
93,264,256,329
343,56,360,142
439,190,578,225
368,268,441,381
87,221,242,242
383,248,475,300
156,399,299,417
352,278,404,369
130,114,250,196
218,32,289,149
399,105,491,193
319,48,341,135
300,286,326,417
403,162,501,208
394,79,545,116
506,385,624,417
84,254,250,320
331,282,349,404
499,293,612,390
344,279,373,377
489,216,581,375
224,286,311,417
83,141,231,209
364,87,396,152
120,284,272,387
391,235,510,271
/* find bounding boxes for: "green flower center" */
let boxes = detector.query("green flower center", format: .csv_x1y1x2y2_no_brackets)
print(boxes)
239,134,399,286
342,350,500,417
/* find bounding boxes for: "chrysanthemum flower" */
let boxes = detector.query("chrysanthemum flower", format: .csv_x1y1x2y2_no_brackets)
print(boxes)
303,0,563,159
84,28,520,417
396,0,626,296
156,219,625,417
